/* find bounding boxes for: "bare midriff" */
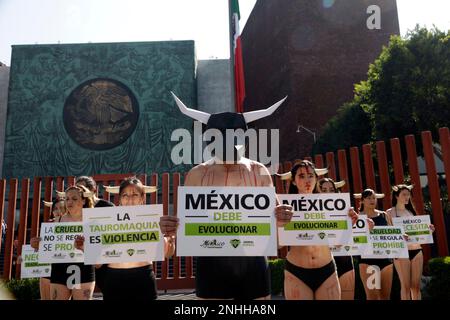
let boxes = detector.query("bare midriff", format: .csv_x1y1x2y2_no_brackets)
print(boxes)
287,245,334,269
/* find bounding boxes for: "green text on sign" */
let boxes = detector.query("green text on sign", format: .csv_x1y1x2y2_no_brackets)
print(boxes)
284,220,348,231
185,223,271,236
353,236,368,244
55,225,83,233
406,231,431,236
101,231,160,244
25,262,49,267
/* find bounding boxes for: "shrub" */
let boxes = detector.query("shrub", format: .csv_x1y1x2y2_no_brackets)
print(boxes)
4,278,40,300
427,256,450,299
269,259,285,295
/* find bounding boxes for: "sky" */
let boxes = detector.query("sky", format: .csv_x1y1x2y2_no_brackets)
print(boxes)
0,0,449,65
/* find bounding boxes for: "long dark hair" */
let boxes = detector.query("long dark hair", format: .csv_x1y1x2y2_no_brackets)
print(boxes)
317,177,337,193
392,184,417,216
288,160,319,194
119,177,145,197
75,176,97,192
359,189,378,212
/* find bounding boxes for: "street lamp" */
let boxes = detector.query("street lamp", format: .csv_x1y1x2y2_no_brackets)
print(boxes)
296,124,316,143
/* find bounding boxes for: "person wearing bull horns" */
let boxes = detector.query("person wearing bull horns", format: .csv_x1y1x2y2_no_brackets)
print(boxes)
386,184,435,300
317,178,374,300
277,161,359,300
31,185,96,300
74,177,175,300
355,189,393,300
38,197,67,300
160,92,294,299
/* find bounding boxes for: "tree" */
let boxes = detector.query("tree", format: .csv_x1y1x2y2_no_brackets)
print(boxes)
313,101,372,154
314,26,450,156
358,26,450,143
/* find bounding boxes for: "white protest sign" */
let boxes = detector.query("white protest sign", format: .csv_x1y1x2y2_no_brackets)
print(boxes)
177,186,277,256
361,226,409,259
330,245,359,256
38,222,84,263
392,215,433,245
331,215,373,256
83,205,165,264
278,193,352,246
20,245,51,279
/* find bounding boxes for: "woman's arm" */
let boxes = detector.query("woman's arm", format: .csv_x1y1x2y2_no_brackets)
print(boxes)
164,236,176,258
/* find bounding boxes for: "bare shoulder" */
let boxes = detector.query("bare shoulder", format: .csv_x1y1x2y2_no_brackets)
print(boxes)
185,163,208,186
386,207,394,216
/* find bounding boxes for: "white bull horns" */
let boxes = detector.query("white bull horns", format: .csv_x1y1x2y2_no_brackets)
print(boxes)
243,96,288,124
171,92,211,124
105,185,157,194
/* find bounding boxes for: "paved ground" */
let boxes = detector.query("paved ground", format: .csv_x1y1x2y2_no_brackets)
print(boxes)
93,290,285,300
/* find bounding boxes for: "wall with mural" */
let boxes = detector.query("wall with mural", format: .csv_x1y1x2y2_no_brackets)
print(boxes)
3,41,196,178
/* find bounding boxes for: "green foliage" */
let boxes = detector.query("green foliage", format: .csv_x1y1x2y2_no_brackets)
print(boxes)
4,278,40,300
359,27,450,144
268,259,285,295
313,102,372,154
314,26,450,155
427,257,450,299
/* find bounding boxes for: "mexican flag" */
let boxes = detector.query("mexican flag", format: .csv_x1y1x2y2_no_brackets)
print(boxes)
231,0,246,113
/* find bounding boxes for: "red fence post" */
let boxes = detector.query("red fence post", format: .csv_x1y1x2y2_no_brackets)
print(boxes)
274,165,284,195
172,173,180,281
422,131,449,256
283,161,293,194
56,177,64,195
183,172,194,282
30,177,41,239
3,179,18,280
150,174,158,205
326,152,337,181
314,154,324,169
0,180,5,252
405,135,431,265
362,144,377,190
337,150,350,193
376,141,392,210
439,128,450,201
16,178,30,278
43,177,53,222
390,138,405,185
160,173,170,286
350,147,363,195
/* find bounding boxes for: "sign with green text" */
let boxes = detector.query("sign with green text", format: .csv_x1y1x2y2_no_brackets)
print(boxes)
20,245,51,279
392,215,433,245
361,226,409,259
38,222,84,263
83,205,164,264
278,193,352,246
332,214,372,256
177,187,277,256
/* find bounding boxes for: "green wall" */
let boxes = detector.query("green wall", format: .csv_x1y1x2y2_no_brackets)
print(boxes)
3,41,196,178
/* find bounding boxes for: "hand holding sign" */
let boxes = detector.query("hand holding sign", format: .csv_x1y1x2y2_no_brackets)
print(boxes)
160,216,179,237
348,207,359,225
74,235,85,252
30,237,41,252
275,204,294,227
367,218,375,231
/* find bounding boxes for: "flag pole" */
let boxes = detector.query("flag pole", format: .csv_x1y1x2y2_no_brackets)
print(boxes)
228,0,236,112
